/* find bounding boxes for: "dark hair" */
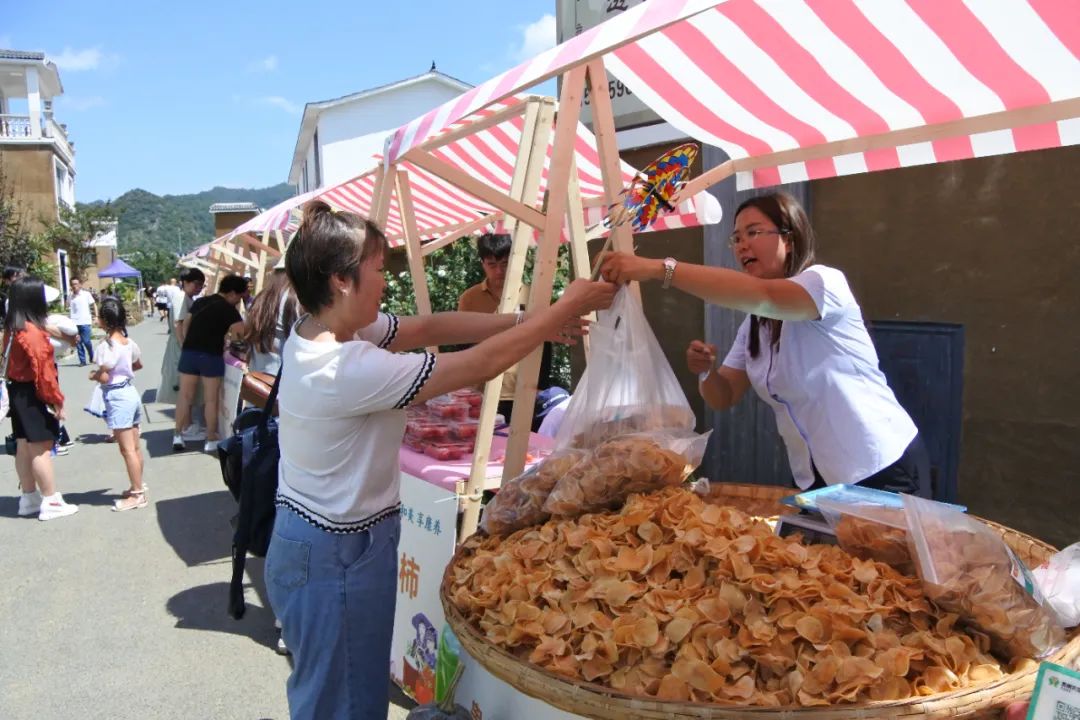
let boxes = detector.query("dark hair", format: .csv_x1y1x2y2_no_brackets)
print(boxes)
477,233,512,261
243,270,299,354
2,266,24,283
179,267,205,285
218,274,248,295
4,277,48,332
98,297,128,344
734,192,817,359
285,200,388,312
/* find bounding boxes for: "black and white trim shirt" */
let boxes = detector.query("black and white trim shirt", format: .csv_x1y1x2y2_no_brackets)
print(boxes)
276,313,436,533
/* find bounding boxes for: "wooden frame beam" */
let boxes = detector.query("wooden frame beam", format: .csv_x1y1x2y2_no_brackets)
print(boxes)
414,98,530,155
502,65,588,484
403,148,547,230
459,98,554,540
234,232,282,257
420,213,502,257
395,170,434,324
213,244,260,269
585,58,635,257
675,97,1080,203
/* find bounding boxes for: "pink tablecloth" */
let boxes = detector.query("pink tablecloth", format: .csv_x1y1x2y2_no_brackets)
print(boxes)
399,433,554,492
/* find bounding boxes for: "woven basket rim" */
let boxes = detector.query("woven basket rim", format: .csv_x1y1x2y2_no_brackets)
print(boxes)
443,507,1077,719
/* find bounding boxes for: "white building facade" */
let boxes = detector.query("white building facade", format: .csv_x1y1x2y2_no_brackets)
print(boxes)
288,69,472,193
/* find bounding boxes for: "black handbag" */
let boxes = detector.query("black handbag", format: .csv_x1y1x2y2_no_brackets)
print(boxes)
219,367,282,620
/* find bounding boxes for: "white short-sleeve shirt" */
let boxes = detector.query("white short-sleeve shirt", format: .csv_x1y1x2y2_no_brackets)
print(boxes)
95,338,142,385
276,313,436,532
69,291,94,325
722,265,917,488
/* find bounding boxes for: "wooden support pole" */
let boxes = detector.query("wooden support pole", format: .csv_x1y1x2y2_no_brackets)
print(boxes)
564,155,593,358
420,213,503,257
674,96,1080,204
459,99,554,541
234,232,281,257
403,147,548,231
371,164,394,228
585,59,635,257
395,170,435,332
502,65,587,485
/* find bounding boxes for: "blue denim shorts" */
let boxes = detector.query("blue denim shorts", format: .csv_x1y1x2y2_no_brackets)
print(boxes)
103,382,142,430
266,507,401,720
177,349,225,378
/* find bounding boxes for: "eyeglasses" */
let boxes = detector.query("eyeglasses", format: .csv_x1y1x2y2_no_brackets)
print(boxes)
728,228,789,248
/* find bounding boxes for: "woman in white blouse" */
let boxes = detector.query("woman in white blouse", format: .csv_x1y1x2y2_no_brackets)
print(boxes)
599,192,929,497
269,202,615,720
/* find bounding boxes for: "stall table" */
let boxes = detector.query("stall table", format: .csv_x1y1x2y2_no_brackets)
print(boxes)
391,431,554,705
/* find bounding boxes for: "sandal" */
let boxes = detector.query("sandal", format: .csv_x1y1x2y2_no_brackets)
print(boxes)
120,484,148,499
113,490,148,512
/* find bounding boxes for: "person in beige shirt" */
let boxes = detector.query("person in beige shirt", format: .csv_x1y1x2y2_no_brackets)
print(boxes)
458,233,552,421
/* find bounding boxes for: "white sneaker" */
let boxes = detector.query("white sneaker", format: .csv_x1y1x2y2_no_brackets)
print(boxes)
203,440,219,454
18,491,42,517
38,494,79,521
172,434,186,452
182,424,207,442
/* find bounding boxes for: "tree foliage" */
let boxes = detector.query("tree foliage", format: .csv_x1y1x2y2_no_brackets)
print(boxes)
124,248,180,287
381,237,574,388
39,203,117,279
83,183,295,258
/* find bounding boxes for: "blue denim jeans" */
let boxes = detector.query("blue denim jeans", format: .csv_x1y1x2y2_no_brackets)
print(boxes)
266,506,401,720
76,324,94,365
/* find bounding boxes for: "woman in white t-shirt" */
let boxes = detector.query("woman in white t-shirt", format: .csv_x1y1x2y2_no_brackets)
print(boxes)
599,192,929,497
267,202,615,720
90,297,147,511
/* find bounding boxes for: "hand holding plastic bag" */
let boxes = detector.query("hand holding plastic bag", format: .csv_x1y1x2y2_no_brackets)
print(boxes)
553,287,697,450
481,288,709,534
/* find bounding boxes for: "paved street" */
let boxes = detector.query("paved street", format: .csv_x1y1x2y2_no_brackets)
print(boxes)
0,315,412,720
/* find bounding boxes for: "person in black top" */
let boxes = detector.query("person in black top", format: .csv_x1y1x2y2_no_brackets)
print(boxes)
173,274,246,453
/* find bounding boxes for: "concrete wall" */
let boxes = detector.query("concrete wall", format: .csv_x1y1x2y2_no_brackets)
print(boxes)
0,145,58,232
213,211,259,239
810,145,1080,548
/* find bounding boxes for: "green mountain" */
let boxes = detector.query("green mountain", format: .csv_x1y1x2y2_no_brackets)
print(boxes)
82,183,294,256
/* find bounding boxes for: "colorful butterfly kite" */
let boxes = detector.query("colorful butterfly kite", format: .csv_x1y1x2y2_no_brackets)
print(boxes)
607,142,699,232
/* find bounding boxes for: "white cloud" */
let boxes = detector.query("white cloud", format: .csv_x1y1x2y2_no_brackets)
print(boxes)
50,47,111,71
257,96,300,115
511,14,556,63
56,95,106,111
248,55,278,72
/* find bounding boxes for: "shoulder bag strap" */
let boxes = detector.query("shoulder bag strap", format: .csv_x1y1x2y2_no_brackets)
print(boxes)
0,330,15,380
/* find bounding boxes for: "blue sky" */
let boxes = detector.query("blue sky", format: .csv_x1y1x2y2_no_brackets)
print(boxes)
3,0,557,202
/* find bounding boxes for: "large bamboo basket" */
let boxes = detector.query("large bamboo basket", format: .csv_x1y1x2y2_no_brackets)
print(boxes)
446,485,1080,719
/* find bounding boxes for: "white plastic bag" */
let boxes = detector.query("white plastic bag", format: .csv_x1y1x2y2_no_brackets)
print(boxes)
554,287,697,450
1033,542,1080,628
480,288,709,534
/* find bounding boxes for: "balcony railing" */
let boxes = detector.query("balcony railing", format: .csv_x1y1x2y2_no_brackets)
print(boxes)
0,115,33,138
45,116,75,162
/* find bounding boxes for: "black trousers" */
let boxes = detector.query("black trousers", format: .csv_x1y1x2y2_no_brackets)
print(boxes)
803,434,932,498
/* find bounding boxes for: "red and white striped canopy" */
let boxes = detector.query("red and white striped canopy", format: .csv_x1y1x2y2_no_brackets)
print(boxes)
321,96,718,246
387,0,1080,190
226,187,322,241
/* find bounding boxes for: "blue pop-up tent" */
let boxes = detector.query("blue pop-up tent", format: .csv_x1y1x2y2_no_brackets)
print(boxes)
97,258,143,300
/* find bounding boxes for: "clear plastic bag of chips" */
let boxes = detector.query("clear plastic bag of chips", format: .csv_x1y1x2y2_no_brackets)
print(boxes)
903,494,1066,659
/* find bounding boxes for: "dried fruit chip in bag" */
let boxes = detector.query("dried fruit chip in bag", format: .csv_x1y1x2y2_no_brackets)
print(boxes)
817,496,915,575
480,450,588,536
543,432,708,518
553,287,698,450
903,494,1066,659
